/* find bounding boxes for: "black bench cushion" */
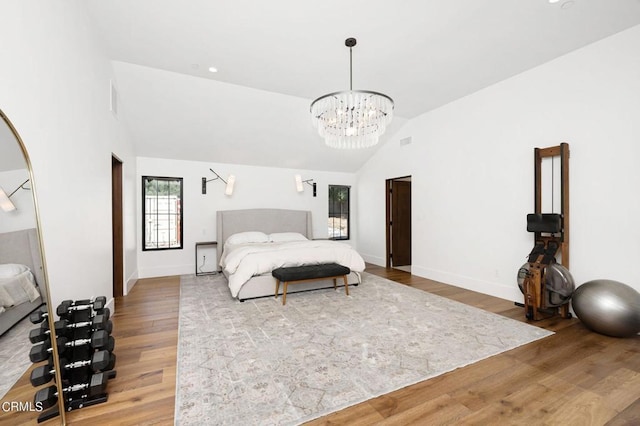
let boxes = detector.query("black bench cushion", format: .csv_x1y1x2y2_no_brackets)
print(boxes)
272,263,351,282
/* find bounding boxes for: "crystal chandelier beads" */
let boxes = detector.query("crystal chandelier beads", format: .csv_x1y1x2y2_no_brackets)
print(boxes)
310,90,394,149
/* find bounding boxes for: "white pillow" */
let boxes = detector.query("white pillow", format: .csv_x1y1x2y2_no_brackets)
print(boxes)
0,264,29,278
268,232,308,242
225,231,269,245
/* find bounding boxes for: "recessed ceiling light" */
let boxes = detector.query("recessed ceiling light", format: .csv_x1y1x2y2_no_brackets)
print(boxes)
208,66,218,73
548,0,560,3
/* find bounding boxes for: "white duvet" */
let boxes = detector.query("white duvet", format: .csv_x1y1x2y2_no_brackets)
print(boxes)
220,240,365,297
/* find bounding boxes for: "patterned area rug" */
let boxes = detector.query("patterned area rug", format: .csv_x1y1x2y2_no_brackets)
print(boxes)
0,315,34,399
175,273,553,425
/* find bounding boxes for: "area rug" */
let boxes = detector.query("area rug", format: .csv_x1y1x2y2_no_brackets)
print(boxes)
0,316,34,399
175,272,553,425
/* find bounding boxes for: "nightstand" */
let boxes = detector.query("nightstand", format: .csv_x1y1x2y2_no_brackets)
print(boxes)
195,241,218,276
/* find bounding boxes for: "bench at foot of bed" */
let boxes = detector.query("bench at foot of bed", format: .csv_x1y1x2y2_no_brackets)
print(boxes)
272,263,351,305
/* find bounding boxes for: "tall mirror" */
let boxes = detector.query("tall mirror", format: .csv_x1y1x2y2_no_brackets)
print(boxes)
0,110,65,424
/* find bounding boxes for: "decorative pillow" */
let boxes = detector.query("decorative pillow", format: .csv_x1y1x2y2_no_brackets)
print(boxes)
225,231,269,245
268,232,308,242
0,263,29,278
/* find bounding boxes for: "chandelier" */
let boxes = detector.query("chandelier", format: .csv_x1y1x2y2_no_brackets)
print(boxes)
310,38,394,149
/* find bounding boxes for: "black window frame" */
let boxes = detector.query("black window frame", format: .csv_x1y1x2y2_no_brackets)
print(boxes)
328,184,350,240
142,176,184,251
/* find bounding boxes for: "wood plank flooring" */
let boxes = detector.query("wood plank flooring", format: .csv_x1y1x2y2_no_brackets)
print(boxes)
2,266,638,425
0,276,179,426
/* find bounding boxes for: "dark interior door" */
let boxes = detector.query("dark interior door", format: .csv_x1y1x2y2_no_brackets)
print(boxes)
112,156,124,297
391,180,411,266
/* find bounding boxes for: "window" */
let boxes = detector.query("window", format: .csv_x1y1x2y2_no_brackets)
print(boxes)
143,176,183,250
328,185,350,240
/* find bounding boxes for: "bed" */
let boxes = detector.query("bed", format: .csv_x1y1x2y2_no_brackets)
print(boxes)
0,228,47,336
216,209,365,301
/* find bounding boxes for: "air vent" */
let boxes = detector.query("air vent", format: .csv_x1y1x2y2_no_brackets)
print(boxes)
400,137,412,146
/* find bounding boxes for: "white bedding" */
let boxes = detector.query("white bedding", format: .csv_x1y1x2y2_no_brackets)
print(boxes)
0,264,41,315
220,240,366,297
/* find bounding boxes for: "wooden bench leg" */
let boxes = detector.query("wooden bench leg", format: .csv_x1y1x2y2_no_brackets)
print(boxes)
276,273,351,305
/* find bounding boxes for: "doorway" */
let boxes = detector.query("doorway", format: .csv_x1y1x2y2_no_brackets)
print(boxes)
111,155,124,297
385,176,412,271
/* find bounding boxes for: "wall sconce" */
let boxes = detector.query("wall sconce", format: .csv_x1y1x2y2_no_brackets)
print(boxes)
0,179,30,212
202,169,235,196
295,174,316,197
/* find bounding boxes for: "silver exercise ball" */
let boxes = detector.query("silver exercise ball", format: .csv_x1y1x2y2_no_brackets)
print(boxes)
571,280,640,338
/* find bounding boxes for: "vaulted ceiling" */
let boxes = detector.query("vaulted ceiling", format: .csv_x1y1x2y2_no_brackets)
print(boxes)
85,0,640,172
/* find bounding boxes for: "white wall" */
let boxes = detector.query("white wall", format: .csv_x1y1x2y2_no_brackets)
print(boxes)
3,4,637,310
136,157,356,278
0,169,36,233
357,25,640,301
0,2,138,308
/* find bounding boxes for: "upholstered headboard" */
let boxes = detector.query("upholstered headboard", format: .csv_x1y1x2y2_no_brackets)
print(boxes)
216,209,313,268
0,228,48,301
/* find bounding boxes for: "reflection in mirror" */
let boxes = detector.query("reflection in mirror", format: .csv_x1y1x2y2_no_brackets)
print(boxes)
0,110,65,424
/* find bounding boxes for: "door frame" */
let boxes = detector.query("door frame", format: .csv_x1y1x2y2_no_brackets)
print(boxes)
385,175,412,268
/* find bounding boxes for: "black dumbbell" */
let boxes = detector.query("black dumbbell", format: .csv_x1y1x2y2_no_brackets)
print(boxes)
59,307,111,329
56,307,111,329
56,297,107,317
29,315,113,344
29,336,66,363
29,330,115,363
29,306,50,324
54,314,113,335
30,350,116,386
34,372,109,409
28,322,54,344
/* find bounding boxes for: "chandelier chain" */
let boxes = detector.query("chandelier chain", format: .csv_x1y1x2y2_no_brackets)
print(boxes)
349,44,353,91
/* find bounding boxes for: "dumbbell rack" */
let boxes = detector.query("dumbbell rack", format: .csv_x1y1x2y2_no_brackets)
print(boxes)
28,297,117,423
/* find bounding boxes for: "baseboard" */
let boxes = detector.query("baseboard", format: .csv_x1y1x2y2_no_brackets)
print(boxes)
360,253,385,266
125,276,138,295
137,264,193,279
105,296,115,316
411,265,522,302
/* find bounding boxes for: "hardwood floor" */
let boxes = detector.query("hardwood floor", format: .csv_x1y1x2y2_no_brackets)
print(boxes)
0,276,179,426
309,266,640,425
2,266,639,425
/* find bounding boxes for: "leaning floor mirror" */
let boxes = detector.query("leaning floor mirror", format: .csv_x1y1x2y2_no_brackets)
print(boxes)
0,109,65,424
